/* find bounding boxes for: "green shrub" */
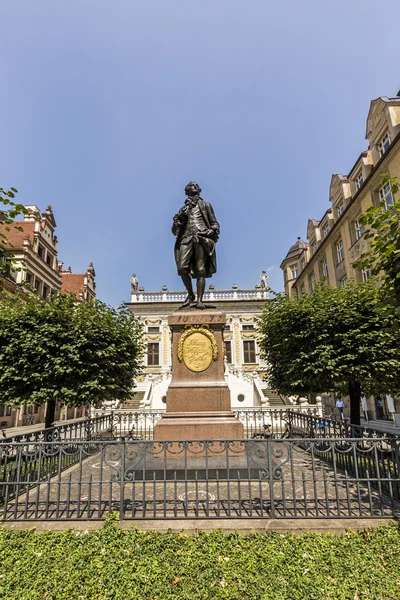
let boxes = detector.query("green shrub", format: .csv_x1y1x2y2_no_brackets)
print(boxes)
0,522,399,599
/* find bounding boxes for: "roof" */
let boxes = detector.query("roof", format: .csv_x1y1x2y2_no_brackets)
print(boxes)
61,273,85,299
280,238,308,267
1,221,35,250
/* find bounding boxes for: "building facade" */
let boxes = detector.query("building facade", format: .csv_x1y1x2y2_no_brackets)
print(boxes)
0,204,96,429
281,95,400,297
125,279,288,410
2,205,61,298
280,94,400,423
60,263,96,302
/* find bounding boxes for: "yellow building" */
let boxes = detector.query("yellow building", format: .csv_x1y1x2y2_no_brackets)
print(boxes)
282,94,400,298
280,94,400,425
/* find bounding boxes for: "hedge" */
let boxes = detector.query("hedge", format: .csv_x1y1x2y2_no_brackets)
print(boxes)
0,518,399,599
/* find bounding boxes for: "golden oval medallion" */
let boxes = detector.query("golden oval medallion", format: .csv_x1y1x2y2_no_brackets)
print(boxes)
182,331,213,372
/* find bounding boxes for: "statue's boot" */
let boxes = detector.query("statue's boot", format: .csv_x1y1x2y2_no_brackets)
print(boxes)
180,294,195,308
196,301,206,310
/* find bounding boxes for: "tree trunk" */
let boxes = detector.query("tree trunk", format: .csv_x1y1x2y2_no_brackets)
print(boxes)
45,398,56,430
348,381,361,426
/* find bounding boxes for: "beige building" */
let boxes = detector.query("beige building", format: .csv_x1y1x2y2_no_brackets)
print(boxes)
282,95,400,297
122,278,291,411
2,204,61,298
281,94,400,423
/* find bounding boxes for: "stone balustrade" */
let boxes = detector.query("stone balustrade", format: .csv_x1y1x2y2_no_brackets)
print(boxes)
131,289,269,303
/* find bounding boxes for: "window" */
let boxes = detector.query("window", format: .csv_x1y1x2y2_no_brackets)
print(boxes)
323,223,330,239
336,201,344,218
25,272,31,284
336,239,345,264
290,264,298,279
5,406,11,417
225,340,232,363
34,279,41,292
34,405,39,414
37,245,44,259
243,340,256,364
353,218,365,240
242,324,254,331
339,276,348,287
355,171,364,191
361,269,372,282
147,343,159,366
379,183,394,209
43,285,49,299
378,131,391,157
147,326,160,333
321,257,329,278
309,273,316,292
46,253,52,267
237,394,245,403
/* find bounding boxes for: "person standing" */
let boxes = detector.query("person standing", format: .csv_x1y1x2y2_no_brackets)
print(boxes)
335,398,345,420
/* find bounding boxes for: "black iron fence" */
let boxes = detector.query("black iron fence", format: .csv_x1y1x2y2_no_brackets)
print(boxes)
1,438,399,521
2,409,319,444
108,408,317,440
1,414,113,444
286,410,400,442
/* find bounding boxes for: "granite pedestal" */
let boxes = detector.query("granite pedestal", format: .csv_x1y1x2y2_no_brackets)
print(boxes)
154,311,244,441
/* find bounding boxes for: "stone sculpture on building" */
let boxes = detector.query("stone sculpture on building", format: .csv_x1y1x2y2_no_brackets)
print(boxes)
260,270,268,289
130,274,139,293
172,181,220,309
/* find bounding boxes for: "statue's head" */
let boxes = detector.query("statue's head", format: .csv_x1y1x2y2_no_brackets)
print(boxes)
185,181,201,197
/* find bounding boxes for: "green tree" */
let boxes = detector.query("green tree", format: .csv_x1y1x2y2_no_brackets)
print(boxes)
0,293,144,428
355,174,400,305
0,186,27,280
258,281,400,425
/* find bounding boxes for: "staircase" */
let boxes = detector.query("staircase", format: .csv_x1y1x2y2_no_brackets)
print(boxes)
261,388,286,406
120,390,145,410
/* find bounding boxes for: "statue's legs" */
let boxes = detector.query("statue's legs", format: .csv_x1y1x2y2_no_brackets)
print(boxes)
196,276,206,309
180,273,195,307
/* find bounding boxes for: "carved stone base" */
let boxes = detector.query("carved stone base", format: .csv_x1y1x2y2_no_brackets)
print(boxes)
153,311,244,442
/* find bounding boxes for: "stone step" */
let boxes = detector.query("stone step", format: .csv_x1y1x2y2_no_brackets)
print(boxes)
261,388,287,406
121,390,146,409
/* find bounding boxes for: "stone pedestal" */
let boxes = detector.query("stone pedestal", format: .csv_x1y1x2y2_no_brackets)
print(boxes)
154,311,244,440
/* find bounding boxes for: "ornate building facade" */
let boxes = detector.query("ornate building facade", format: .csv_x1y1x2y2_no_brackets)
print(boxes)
280,94,400,423
281,94,400,297
125,279,287,410
0,204,96,429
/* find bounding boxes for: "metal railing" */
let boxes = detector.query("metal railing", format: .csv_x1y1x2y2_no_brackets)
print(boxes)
107,408,320,440
1,438,398,521
1,414,113,444
286,410,400,441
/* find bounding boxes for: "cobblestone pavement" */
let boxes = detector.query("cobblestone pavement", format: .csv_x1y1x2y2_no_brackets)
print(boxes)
2,441,398,521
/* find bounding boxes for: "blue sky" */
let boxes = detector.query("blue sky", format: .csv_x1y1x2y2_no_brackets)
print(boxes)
2,1,400,305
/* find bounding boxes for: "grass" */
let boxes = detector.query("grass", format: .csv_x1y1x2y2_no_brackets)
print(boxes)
0,518,400,599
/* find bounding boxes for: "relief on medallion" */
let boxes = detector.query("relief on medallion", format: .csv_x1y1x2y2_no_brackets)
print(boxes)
178,326,218,373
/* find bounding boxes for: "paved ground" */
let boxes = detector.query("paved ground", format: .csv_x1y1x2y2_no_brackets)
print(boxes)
2,441,398,522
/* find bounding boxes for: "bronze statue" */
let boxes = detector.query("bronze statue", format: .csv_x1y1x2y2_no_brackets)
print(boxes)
172,182,220,309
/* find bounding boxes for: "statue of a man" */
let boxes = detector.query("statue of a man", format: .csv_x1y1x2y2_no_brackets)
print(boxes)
130,274,139,293
172,182,220,309
260,270,268,289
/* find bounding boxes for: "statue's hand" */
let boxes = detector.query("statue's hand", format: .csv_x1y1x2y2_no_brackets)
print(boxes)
203,229,215,239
